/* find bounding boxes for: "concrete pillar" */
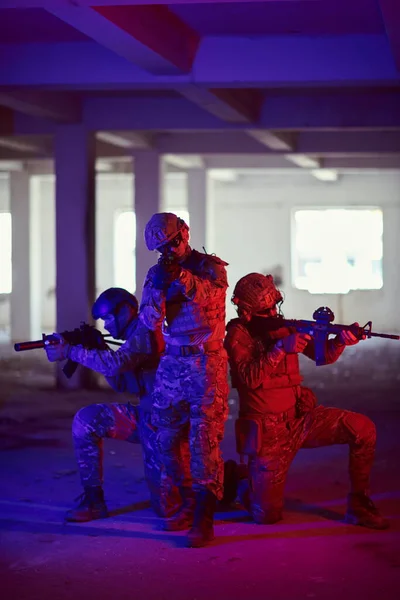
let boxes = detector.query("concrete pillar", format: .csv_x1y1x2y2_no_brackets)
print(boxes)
134,151,164,300
187,168,208,252
205,174,217,253
95,176,117,297
10,171,41,342
54,125,96,389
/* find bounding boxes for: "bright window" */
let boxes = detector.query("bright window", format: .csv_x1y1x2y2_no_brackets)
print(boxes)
292,208,383,294
114,209,190,294
0,212,12,293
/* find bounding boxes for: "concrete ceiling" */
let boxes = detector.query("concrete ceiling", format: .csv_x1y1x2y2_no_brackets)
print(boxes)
0,0,399,177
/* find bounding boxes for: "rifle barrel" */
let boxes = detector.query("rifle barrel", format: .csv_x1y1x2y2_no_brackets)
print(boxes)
14,340,45,351
369,332,400,340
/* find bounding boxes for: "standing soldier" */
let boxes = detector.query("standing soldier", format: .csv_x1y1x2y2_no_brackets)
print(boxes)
224,273,389,530
141,213,229,547
45,287,184,522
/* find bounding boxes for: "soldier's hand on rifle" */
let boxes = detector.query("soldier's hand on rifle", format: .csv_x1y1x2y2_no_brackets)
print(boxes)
152,258,182,290
44,333,71,362
336,323,363,346
280,333,311,353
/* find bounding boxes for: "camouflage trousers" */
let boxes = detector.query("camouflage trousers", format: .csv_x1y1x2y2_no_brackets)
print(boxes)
72,402,185,517
242,389,376,524
151,350,229,501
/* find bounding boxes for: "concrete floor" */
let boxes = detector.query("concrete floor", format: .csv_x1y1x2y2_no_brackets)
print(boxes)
0,339,399,600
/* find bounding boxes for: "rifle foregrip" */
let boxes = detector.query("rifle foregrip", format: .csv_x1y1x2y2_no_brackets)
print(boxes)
14,340,45,352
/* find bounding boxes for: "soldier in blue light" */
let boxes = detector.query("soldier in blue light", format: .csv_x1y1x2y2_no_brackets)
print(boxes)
45,287,183,522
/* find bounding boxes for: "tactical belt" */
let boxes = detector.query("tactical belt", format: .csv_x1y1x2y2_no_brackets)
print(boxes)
165,340,223,357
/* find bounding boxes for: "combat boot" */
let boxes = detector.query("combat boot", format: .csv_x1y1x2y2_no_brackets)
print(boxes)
344,492,389,530
220,459,238,507
64,486,109,523
187,488,217,548
220,460,250,508
162,487,195,531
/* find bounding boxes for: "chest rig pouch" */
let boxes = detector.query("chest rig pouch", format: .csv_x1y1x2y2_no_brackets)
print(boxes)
235,416,262,456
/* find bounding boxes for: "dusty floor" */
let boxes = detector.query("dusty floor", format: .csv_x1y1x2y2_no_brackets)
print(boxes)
0,340,399,600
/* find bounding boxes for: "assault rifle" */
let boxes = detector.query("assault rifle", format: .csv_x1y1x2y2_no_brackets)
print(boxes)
268,306,400,366
14,322,122,379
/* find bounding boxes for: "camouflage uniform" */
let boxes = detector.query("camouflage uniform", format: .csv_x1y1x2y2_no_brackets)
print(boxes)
68,317,182,517
225,310,387,529
140,248,229,501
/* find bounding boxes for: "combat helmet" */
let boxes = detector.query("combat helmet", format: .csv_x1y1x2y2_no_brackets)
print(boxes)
231,273,282,320
144,212,188,251
92,288,138,320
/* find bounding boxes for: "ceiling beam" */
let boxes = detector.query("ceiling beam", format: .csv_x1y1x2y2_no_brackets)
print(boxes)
10,93,400,135
0,91,81,122
180,88,263,124
247,130,295,151
0,138,52,160
155,131,400,155
378,0,400,72
285,155,321,169
155,132,271,154
260,91,400,129
297,130,400,154
0,107,14,135
96,131,153,149
83,93,400,131
0,34,398,87
46,4,199,75
164,154,205,170
193,35,398,85
1,1,318,7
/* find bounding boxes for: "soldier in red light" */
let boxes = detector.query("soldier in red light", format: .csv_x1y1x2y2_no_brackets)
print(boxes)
224,272,389,530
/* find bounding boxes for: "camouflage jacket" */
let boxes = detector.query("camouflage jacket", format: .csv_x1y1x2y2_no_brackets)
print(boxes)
68,317,163,395
224,318,345,415
139,248,229,346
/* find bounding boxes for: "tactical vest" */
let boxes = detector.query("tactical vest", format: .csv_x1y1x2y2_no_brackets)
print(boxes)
164,250,227,337
246,319,303,390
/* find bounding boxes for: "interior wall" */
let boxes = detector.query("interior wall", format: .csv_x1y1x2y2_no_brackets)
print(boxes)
212,171,400,329
0,174,10,340
1,169,399,336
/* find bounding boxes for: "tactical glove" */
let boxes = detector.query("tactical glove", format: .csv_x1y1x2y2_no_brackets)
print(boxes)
44,333,71,362
278,333,311,353
152,259,182,290
336,323,362,346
